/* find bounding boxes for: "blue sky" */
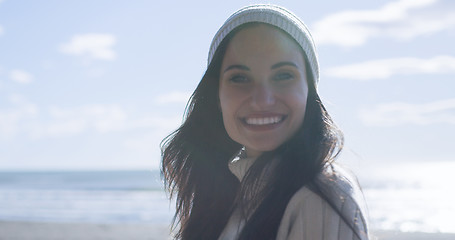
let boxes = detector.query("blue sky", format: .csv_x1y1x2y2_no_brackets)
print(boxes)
0,0,454,170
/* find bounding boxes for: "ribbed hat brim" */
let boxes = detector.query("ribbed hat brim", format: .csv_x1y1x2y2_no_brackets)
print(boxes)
208,4,320,85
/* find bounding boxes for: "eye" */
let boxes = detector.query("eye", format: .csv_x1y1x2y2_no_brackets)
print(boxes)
274,72,294,81
229,75,249,83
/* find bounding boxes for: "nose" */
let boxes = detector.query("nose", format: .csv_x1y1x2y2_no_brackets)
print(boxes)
250,83,276,109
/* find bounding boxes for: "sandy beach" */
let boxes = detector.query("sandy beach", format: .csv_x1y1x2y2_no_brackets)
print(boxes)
0,221,172,240
1,221,454,240
371,230,455,240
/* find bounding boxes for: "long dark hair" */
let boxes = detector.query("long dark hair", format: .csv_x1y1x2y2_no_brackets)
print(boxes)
161,23,346,239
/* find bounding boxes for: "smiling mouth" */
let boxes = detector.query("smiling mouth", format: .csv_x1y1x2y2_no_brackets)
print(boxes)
242,115,286,126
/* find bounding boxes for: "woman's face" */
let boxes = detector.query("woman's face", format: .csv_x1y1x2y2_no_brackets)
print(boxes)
219,24,308,158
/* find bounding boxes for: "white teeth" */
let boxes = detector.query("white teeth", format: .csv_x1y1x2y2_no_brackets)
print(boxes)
246,116,282,125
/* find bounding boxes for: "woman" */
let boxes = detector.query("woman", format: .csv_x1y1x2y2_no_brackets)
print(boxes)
161,4,369,240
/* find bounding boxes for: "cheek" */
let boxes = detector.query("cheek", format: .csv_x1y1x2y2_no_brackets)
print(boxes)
289,99,307,126
219,84,246,117
285,86,308,124
219,87,238,133
294,94,308,114
219,87,231,118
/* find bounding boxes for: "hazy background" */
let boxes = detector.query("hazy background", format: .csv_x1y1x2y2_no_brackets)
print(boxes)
1,0,454,171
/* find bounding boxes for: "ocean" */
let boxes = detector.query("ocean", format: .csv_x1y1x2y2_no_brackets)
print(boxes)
0,171,174,224
0,161,453,233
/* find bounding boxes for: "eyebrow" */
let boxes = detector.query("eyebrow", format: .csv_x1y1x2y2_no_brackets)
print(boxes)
223,61,298,73
271,61,298,69
223,64,250,73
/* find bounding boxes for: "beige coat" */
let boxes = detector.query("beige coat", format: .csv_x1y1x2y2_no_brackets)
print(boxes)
218,157,369,240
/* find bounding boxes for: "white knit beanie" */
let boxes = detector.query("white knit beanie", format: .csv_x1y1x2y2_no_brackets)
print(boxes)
208,4,320,85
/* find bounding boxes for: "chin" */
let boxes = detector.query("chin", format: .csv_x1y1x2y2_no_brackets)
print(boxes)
246,142,283,155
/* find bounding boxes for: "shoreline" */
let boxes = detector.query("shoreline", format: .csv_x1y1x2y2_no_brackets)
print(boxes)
1,221,454,240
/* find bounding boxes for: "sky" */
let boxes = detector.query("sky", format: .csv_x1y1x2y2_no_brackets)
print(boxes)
0,0,454,171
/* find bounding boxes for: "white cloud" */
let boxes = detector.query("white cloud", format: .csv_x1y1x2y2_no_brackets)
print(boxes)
0,95,39,139
0,95,181,140
154,91,192,104
360,98,455,126
9,69,33,84
32,104,128,138
36,107,181,138
59,34,117,61
325,55,455,80
124,131,168,152
130,115,182,130
312,0,455,47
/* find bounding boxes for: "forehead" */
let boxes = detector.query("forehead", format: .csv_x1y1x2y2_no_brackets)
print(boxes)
223,24,304,65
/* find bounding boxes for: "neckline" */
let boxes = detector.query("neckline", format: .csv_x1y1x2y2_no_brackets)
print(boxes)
228,157,257,181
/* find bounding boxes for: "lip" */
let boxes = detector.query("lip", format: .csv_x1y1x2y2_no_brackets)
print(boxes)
240,113,287,131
